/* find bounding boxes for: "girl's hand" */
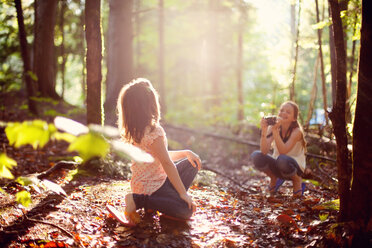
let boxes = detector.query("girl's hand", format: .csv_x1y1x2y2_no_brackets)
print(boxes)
186,150,202,170
260,117,268,131
180,193,196,212
271,117,282,134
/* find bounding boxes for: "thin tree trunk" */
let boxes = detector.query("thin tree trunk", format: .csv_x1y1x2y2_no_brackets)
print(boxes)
315,0,329,126
346,12,358,123
59,0,67,99
14,0,37,115
158,0,166,115
290,0,301,101
328,0,350,222
237,9,244,121
80,7,86,100
85,0,102,125
328,8,337,107
306,52,320,126
350,0,372,239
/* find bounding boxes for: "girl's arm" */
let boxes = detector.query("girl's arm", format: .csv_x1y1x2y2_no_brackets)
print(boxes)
272,126,302,154
168,150,202,170
149,137,195,210
260,117,274,154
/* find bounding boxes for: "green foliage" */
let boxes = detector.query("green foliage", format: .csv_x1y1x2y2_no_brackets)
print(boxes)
15,190,32,207
5,120,57,149
0,153,17,179
321,199,340,211
68,133,110,162
319,212,329,222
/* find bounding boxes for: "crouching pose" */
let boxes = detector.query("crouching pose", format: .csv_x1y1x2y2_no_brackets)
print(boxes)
113,78,202,226
251,101,306,197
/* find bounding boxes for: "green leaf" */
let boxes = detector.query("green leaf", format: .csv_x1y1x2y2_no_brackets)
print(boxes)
68,133,110,161
321,199,340,211
0,153,17,179
16,176,40,186
0,164,14,179
5,120,56,149
27,70,38,81
16,190,32,207
54,131,76,143
319,213,329,222
312,20,330,30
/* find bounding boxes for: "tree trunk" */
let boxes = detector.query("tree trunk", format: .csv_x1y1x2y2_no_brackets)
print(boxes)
315,0,329,126
33,0,59,99
158,0,166,115
14,0,37,115
80,7,86,100
237,8,244,121
305,52,319,126
328,0,350,222
350,0,372,239
346,11,359,124
59,0,67,99
134,0,141,77
104,0,133,126
85,0,102,125
290,0,301,101
328,8,337,107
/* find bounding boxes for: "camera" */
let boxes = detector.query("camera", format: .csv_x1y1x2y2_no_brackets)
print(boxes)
264,116,277,125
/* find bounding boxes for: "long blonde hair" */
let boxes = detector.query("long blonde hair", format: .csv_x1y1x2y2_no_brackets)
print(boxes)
117,78,161,144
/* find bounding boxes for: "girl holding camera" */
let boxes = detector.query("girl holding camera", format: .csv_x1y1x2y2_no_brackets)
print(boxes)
251,101,306,197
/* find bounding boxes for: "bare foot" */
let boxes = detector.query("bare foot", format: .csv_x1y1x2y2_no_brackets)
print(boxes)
124,194,140,224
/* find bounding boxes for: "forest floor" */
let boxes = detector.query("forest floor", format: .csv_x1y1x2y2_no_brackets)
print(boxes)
0,90,346,247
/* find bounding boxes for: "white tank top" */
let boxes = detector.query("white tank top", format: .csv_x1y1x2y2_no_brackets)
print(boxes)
272,140,306,172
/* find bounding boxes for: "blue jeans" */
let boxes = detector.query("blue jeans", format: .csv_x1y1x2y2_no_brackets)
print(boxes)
132,159,198,220
250,150,303,179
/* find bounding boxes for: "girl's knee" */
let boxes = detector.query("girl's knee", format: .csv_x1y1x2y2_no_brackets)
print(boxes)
276,155,296,178
250,151,268,170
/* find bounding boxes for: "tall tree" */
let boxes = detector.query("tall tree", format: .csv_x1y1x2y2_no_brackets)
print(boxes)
58,0,67,99
315,0,329,126
85,0,102,125
14,0,37,114
328,0,350,221
33,0,59,99
289,0,301,101
158,0,166,115
104,0,133,126
350,0,372,242
305,53,319,126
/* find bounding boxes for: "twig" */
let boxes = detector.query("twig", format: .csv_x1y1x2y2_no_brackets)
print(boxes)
25,216,73,238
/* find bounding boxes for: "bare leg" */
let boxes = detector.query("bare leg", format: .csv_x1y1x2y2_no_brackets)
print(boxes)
262,168,278,191
292,174,302,196
124,193,139,224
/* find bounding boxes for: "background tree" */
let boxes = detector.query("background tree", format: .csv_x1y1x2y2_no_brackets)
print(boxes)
328,0,350,221
104,0,133,126
85,0,102,125
289,0,301,101
350,0,372,242
14,0,37,115
33,0,59,99
158,0,166,115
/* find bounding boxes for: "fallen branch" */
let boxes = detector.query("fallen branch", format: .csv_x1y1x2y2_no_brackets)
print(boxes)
164,123,336,162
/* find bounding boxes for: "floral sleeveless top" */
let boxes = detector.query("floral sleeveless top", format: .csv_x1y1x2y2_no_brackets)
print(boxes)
130,124,167,195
